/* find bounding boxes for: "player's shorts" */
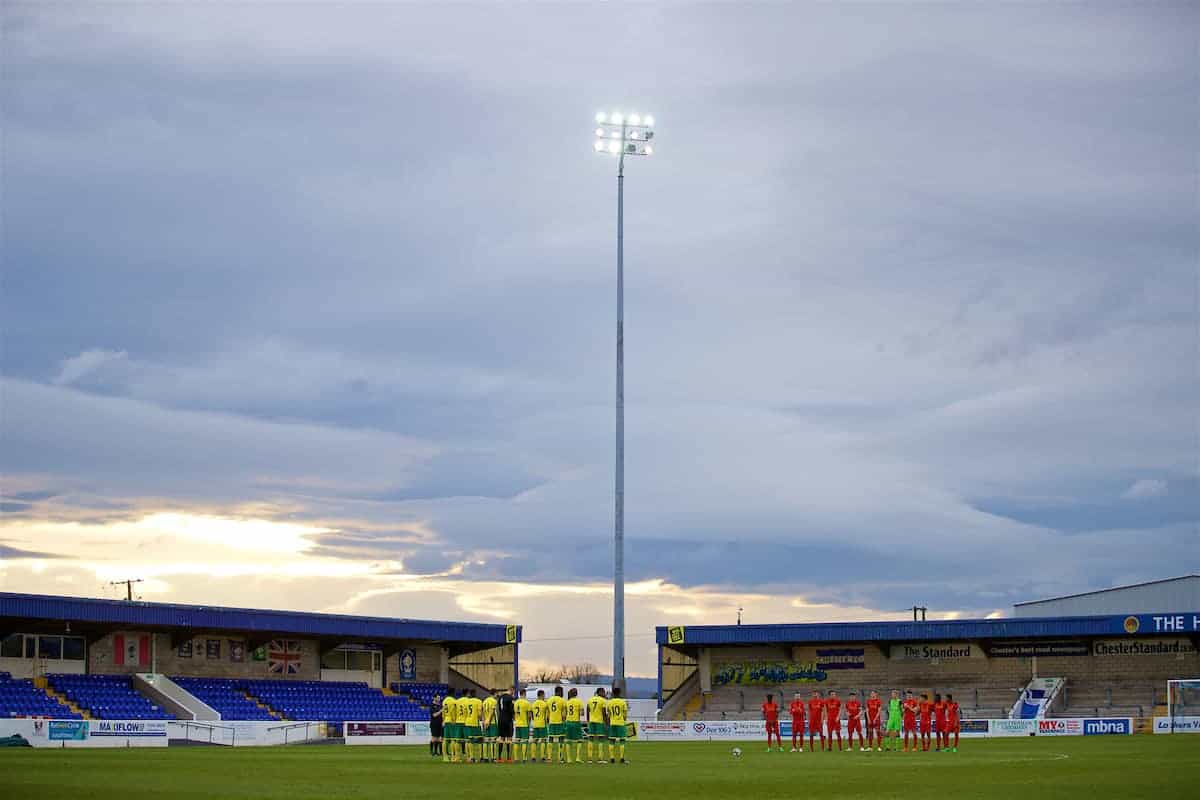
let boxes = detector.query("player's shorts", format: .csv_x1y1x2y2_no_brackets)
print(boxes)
765,719,780,731
608,724,627,740
867,718,881,730
825,720,839,732
847,721,862,732
498,719,514,738
565,722,583,741
548,723,565,738
588,721,606,737
886,717,902,732
515,726,530,740
920,721,931,734
532,727,548,739
469,725,484,742
903,719,917,733
947,722,960,733
486,722,498,738
446,723,459,739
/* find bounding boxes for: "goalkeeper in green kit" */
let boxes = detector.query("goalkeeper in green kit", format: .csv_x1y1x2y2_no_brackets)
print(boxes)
884,690,903,751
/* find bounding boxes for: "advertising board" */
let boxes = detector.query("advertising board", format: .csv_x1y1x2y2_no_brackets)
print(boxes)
48,721,88,741
343,720,431,745
1082,718,1131,736
989,719,1037,737
1037,719,1082,736
1153,716,1200,734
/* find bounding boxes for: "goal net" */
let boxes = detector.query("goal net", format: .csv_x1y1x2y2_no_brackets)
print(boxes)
1165,679,1200,733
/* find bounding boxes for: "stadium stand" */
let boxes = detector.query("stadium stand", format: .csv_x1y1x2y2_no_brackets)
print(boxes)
655,604,1200,724
1053,681,1158,720
171,677,276,721
46,674,175,720
0,672,82,719
243,679,429,725
389,681,448,709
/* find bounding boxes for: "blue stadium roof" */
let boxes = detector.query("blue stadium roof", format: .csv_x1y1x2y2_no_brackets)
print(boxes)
0,592,520,645
656,611,1200,646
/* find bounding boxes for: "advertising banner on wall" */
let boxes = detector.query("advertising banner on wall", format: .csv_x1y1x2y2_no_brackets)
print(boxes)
1116,614,1200,636
986,641,1089,658
711,662,827,686
398,649,417,680
1092,639,1196,657
889,643,984,662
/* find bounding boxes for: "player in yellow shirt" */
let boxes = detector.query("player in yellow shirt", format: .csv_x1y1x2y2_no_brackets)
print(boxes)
548,686,567,763
531,689,550,761
564,688,585,763
514,691,533,762
585,687,608,763
441,692,458,763
482,692,499,762
606,687,630,764
458,689,482,762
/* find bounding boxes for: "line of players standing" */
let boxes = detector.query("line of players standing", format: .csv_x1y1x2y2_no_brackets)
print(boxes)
431,685,632,764
762,689,963,752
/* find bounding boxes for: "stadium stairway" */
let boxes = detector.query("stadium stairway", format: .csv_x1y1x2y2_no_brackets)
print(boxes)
41,684,90,719
246,692,285,720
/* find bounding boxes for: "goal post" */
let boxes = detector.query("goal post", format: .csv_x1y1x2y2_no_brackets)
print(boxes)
1165,678,1200,733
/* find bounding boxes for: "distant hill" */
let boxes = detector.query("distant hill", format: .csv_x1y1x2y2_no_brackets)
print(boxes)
598,675,657,699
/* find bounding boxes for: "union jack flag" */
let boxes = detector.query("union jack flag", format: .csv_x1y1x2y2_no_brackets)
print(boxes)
268,639,302,674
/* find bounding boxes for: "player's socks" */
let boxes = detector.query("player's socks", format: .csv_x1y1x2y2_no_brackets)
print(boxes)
619,744,625,761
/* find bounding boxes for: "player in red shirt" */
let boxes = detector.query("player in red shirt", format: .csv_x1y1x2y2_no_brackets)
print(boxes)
845,691,865,751
806,690,825,751
933,693,947,751
824,690,842,751
762,693,782,752
918,693,934,751
902,690,920,752
865,690,883,751
788,692,806,752
945,693,960,752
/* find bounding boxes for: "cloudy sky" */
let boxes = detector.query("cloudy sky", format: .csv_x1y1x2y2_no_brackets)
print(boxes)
1,2,1196,677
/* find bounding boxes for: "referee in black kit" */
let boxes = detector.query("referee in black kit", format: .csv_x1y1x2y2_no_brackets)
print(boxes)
496,686,516,762
429,692,444,757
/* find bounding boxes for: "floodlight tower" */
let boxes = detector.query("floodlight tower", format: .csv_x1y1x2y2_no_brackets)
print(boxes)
593,110,655,695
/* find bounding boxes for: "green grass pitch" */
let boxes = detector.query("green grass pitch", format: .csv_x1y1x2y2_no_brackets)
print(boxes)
3,738,1197,799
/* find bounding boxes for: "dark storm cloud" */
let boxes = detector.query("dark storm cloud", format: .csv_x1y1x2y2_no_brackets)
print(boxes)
1,2,1197,612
